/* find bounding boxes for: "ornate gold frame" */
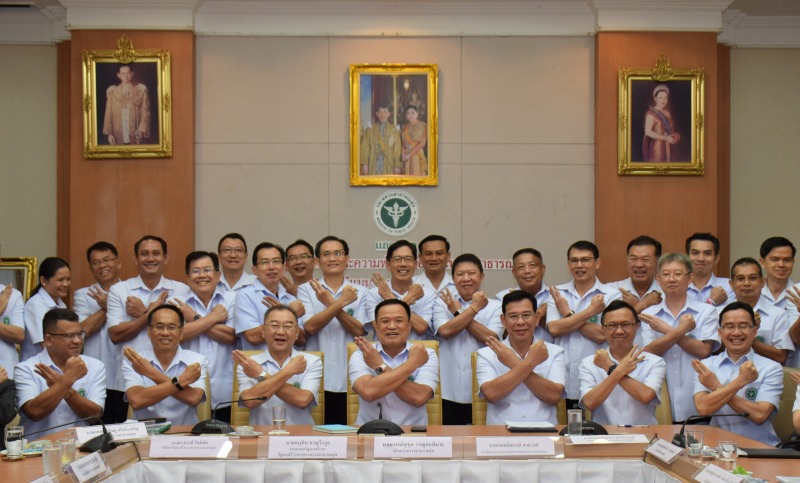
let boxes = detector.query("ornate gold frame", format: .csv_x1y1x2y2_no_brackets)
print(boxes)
350,64,438,186
0,257,38,300
618,55,704,176
82,35,172,159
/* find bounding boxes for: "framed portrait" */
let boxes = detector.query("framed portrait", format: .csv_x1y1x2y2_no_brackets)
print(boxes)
82,35,172,159
0,257,37,300
618,55,704,176
350,64,438,186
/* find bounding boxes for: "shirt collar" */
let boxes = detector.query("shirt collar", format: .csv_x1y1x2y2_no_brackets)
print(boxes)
184,287,225,308
375,341,412,360
722,348,756,366
253,278,286,299
131,275,169,291
146,346,187,372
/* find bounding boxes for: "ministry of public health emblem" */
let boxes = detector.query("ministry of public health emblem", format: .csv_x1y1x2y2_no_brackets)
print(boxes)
373,190,419,236
745,387,757,401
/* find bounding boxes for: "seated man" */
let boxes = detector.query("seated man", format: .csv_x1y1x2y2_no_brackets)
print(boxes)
349,299,439,425
232,305,322,425
121,304,208,425
693,302,783,446
477,291,565,425
14,308,106,437
578,300,665,425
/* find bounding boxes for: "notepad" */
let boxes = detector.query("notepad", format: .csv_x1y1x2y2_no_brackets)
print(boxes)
312,424,358,434
505,421,558,432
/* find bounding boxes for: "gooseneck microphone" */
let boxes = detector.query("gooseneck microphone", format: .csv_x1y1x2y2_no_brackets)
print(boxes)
672,412,749,447
356,401,404,436
190,396,268,434
7,415,101,441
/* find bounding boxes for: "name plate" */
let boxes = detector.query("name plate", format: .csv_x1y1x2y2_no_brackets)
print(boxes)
693,464,745,483
75,423,148,444
149,435,232,459
67,452,111,483
268,436,348,459
476,437,555,457
373,437,452,459
570,434,650,444
645,437,683,464
28,475,58,483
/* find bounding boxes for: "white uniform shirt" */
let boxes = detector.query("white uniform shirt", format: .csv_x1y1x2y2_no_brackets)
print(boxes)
360,281,435,340
641,299,719,421
546,278,622,399
413,272,456,300
608,278,662,300
73,282,121,390
297,278,366,393
237,349,322,425
476,338,565,425
15,351,106,438
233,280,297,352
764,281,800,367
21,290,66,361
693,350,782,446
432,296,503,403
688,273,735,305
218,272,257,292
348,342,438,425
121,346,208,426
176,287,236,407
0,284,24,375
578,350,665,425
495,285,552,343
715,297,793,354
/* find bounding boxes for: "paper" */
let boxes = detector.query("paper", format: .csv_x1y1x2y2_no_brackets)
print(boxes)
476,437,555,457
74,422,148,444
569,434,650,444
505,421,556,430
693,464,745,483
373,437,452,459
644,437,683,464
67,452,111,483
149,435,232,459
268,436,348,459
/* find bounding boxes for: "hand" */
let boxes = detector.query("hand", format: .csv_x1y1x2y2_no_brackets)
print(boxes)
406,343,429,369
709,286,728,306
639,313,672,335
87,285,109,311
737,360,758,386
310,279,335,307
618,288,639,307
403,284,424,305
587,294,606,316
790,371,800,386
280,274,298,297
34,363,62,387
288,299,306,319
62,356,89,383
676,313,696,335
535,303,548,327
139,291,170,318
486,336,519,369
469,292,489,313
123,347,158,381
438,288,461,314
126,296,147,318
691,359,721,391
640,290,662,310
354,336,383,370
107,134,116,144
178,362,202,387
232,350,263,379
283,355,307,377
207,304,228,324
339,285,359,308
525,339,549,368
0,284,12,315
260,295,281,310
593,349,614,372
169,297,197,322
615,345,646,377
548,286,570,317
0,366,6,384
371,272,394,301
785,286,800,312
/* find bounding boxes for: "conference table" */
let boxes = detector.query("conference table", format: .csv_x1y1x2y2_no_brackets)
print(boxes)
3,425,799,482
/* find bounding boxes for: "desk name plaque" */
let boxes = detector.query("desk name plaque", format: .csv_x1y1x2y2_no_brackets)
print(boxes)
373,437,452,459
476,437,555,457
67,452,112,483
75,422,148,444
570,434,650,444
645,437,683,464
693,464,745,483
28,475,58,483
149,435,232,459
268,436,348,459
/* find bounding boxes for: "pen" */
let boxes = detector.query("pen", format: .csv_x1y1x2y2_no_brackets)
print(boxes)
617,425,649,428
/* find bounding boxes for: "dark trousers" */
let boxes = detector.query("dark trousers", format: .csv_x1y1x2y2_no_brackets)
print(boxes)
325,391,347,424
102,389,129,424
443,399,472,425
214,405,231,423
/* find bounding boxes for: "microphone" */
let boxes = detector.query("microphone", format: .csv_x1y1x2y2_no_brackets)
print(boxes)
79,417,119,454
672,412,749,447
190,396,267,434
357,401,404,436
7,415,100,442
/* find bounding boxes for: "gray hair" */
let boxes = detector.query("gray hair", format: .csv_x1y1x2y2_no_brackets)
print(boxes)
657,252,692,273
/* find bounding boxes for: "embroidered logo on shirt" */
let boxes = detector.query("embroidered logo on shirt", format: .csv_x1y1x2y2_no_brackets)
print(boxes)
588,315,598,324
78,388,87,397
2,317,9,325
755,336,765,343
292,382,301,388
745,388,757,401
407,375,415,382
347,308,355,316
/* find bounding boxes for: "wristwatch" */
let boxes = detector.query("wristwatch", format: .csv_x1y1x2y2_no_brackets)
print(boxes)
256,371,268,383
606,364,618,376
193,314,202,321
452,310,460,317
375,363,388,375
171,376,185,391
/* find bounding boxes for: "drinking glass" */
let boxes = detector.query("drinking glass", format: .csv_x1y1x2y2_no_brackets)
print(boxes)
718,440,738,471
272,406,287,431
4,425,24,458
686,430,703,459
567,409,583,436
57,438,77,466
42,443,62,475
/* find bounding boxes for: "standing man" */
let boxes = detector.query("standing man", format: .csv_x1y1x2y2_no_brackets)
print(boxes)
74,242,124,423
350,299,438,425
547,240,622,409
122,305,208,425
686,233,734,307
477,291,565,425
693,302,783,446
609,235,663,313
171,252,237,423
283,240,316,297
0,279,24,380
495,248,550,342
578,300,665,425
233,305,322,425
433,253,503,425
640,253,718,422
14,309,106,437
414,235,456,302
758,237,800,367
359,105,401,175
297,236,366,424
217,233,256,292
102,64,150,145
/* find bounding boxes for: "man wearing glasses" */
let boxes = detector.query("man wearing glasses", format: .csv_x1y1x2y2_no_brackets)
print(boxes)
122,304,208,425
217,233,256,292
283,240,316,297
693,302,782,446
297,236,367,424
234,242,305,351
15,308,106,437
232,305,322,425
74,241,124,423
578,300,665,425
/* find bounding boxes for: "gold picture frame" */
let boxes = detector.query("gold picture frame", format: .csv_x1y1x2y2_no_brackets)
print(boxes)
350,64,438,186
618,55,704,176
0,257,38,300
82,35,172,159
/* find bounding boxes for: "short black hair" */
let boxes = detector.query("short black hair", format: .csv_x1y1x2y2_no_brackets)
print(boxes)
685,232,720,255
286,239,314,256
718,301,756,327
135,235,167,255
601,300,639,325
568,240,599,259
386,240,417,261
147,304,185,327
501,290,537,315
627,235,662,258
252,242,286,266
375,298,411,321
759,236,796,259
314,236,350,258
418,234,450,254
43,308,79,334
730,257,762,278
512,248,544,265
217,233,248,253
86,241,118,262
452,253,483,275
185,251,220,274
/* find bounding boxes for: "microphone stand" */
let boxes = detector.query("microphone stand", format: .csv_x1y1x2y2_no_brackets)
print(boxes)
672,412,749,447
190,396,267,434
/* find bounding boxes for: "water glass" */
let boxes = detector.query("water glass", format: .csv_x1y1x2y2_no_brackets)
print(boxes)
567,409,583,436
57,438,77,466
42,443,62,475
686,430,703,459
718,440,738,471
272,406,287,431
4,425,24,458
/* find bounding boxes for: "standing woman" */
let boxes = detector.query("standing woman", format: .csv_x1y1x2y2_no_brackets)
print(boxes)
401,105,428,176
642,84,680,162
21,257,71,360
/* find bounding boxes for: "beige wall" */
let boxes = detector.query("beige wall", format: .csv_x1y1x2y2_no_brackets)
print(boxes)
0,45,57,263
195,36,596,292
730,48,800,278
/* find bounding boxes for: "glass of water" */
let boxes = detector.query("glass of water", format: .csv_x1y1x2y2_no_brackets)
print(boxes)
272,406,287,432
42,443,62,475
718,440,738,471
57,438,77,466
567,409,582,436
686,430,703,459
4,426,24,458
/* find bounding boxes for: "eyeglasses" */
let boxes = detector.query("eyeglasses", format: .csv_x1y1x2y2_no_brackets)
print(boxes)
320,250,345,259
505,312,535,322
90,257,118,268
627,256,655,265
720,323,755,331
256,258,284,267
603,323,637,331
287,254,313,263
219,248,246,255
390,256,416,264
266,323,296,332
568,257,595,266
149,324,181,332
659,271,688,279
47,331,86,340
190,267,215,277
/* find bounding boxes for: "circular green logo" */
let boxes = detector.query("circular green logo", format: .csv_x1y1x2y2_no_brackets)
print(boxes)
2,316,9,325
292,382,301,388
373,190,419,236
407,375,416,382
755,335,765,343
589,315,598,324
745,387,757,401
347,308,355,316
78,388,87,397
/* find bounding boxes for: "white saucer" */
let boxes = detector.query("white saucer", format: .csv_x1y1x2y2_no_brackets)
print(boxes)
228,431,263,438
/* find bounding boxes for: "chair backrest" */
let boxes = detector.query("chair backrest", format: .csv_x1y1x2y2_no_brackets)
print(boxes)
654,379,673,425
471,352,486,425
774,367,800,442
346,340,442,426
196,373,212,421
231,350,325,426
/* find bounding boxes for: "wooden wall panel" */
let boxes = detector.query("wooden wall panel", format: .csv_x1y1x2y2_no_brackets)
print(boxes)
59,31,195,290
594,32,728,282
